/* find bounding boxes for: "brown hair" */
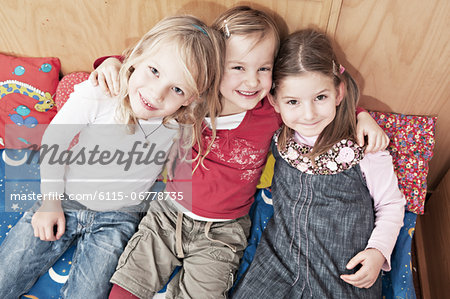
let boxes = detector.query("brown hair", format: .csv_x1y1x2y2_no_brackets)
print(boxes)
115,15,224,164
195,6,279,170
212,5,280,58
273,29,359,160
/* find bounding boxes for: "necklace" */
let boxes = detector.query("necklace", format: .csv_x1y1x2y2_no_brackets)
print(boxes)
137,120,163,145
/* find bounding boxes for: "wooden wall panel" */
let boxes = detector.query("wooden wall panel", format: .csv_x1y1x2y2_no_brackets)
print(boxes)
0,0,340,74
334,0,450,190
415,169,450,298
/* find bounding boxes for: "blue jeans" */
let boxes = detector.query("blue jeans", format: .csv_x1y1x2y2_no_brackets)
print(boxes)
0,199,143,299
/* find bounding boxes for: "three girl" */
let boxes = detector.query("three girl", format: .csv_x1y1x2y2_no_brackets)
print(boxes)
0,16,223,298
92,6,390,299
232,29,405,298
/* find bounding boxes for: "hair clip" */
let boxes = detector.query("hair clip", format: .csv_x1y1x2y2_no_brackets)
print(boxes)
339,64,346,74
223,20,230,38
193,24,208,37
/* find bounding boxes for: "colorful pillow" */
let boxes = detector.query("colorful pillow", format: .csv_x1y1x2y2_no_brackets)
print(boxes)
54,72,90,150
55,72,90,110
0,53,60,149
368,111,436,214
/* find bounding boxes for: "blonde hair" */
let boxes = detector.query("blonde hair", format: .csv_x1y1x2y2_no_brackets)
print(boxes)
114,15,224,163
273,29,359,160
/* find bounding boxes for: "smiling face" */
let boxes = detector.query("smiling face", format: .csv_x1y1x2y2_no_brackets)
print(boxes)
128,44,194,120
271,72,344,137
219,32,276,116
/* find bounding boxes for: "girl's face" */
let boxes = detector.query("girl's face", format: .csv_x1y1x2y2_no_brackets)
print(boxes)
270,72,344,137
128,45,194,120
219,32,276,116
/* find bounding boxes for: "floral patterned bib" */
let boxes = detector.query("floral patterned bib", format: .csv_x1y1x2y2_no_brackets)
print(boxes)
275,133,365,175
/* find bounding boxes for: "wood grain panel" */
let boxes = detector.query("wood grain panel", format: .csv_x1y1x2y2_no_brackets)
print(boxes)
334,0,450,190
0,0,339,74
415,169,450,298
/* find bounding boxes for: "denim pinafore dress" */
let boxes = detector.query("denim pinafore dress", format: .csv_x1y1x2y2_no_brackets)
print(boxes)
232,135,381,299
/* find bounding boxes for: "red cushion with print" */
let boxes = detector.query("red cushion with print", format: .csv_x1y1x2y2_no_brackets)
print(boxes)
0,53,60,149
55,72,90,110
369,111,437,214
54,72,90,149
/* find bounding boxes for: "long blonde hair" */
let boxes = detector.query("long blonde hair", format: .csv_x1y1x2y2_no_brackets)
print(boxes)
273,29,359,160
114,15,224,163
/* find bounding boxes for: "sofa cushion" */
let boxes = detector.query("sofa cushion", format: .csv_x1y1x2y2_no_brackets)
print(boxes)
0,53,60,149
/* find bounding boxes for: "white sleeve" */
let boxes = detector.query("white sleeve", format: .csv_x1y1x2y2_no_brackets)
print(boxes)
360,151,406,271
39,81,103,196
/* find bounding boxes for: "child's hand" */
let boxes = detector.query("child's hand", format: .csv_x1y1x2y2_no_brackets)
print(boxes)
356,111,389,153
340,248,385,288
31,200,65,241
88,57,121,96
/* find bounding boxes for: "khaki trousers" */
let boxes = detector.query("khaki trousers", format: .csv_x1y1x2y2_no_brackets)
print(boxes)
110,199,251,299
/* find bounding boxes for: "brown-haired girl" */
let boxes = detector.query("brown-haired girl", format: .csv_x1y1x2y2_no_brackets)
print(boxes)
232,29,405,299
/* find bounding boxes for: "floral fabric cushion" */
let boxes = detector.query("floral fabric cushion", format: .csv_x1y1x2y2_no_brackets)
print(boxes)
369,111,436,214
54,72,90,149
55,72,90,110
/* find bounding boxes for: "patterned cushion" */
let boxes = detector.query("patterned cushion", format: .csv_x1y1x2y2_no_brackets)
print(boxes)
55,72,90,110
0,53,60,149
369,111,436,214
54,72,90,150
